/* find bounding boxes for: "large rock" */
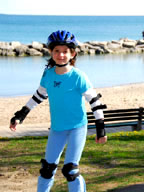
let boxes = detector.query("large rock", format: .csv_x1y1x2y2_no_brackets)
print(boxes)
26,48,43,56
31,41,43,51
0,42,11,50
87,41,108,49
136,44,144,48
119,38,137,48
14,45,28,56
10,41,21,49
77,43,89,54
107,42,122,50
41,48,50,56
88,49,95,55
95,47,105,54
136,40,144,45
122,41,137,48
79,42,105,54
0,49,15,56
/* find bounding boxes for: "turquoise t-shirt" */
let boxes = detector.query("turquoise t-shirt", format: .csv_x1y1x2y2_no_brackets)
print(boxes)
40,67,92,131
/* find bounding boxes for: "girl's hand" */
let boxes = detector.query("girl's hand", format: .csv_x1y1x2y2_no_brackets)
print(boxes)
9,106,30,132
95,136,107,144
9,119,19,131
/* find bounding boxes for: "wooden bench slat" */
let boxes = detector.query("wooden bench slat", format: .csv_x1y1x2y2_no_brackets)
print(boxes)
87,108,141,114
87,107,144,131
88,113,139,118
88,117,139,123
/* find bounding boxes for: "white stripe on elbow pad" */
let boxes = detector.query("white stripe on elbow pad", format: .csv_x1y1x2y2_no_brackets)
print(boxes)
83,88,96,102
26,98,38,110
26,86,48,110
37,86,48,99
93,110,104,120
83,88,102,107
83,88,104,119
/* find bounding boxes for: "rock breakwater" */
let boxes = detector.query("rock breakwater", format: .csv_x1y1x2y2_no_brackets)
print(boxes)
0,38,144,57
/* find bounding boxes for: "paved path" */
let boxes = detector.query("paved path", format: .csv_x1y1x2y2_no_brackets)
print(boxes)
111,184,144,192
0,124,50,138
0,124,144,138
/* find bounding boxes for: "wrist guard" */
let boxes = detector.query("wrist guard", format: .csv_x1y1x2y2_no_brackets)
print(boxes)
95,119,106,139
11,106,30,124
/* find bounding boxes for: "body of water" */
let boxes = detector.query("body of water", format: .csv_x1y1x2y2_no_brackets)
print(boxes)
0,15,144,96
0,53,144,97
0,15,144,43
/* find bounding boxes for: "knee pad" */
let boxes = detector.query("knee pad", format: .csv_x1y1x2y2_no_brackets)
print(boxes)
40,159,57,179
62,163,80,182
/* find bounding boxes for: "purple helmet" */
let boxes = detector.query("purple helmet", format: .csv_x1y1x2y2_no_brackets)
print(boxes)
47,30,78,49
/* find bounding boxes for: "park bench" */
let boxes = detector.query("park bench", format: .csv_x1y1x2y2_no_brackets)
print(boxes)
87,107,144,131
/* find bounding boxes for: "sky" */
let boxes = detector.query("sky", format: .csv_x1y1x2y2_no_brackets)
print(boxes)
0,0,144,15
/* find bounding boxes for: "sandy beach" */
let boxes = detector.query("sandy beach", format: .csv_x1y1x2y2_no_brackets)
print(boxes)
0,83,144,134
1,83,144,127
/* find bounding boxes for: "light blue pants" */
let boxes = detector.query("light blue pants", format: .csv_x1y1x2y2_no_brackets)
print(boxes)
37,125,87,192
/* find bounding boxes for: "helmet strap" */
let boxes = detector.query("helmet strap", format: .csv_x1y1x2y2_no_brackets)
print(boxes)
55,63,69,67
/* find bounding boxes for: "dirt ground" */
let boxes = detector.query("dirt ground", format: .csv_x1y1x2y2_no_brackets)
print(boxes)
0,168,37,192
0,169,144,192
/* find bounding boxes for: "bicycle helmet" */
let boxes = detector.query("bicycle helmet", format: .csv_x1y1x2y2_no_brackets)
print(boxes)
47,30,78,50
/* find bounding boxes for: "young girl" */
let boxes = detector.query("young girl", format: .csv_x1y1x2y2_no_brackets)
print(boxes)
10,30,107,192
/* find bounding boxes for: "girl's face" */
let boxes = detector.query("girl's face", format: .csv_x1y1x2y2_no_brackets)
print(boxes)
51,45,76,65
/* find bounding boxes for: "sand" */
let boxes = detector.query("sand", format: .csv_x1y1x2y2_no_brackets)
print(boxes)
1,82,144,128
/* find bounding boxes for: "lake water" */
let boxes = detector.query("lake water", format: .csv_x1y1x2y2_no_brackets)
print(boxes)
0,15,144,97
0,15,144,43
0,53,144,97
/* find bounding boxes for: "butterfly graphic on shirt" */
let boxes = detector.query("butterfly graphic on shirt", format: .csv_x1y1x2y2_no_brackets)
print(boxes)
54,81,62,88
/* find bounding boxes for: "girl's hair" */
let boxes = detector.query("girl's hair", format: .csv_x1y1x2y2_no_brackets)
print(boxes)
46,48,77,69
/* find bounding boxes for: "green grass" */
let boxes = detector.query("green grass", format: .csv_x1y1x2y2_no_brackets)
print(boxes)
0,130,144,191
